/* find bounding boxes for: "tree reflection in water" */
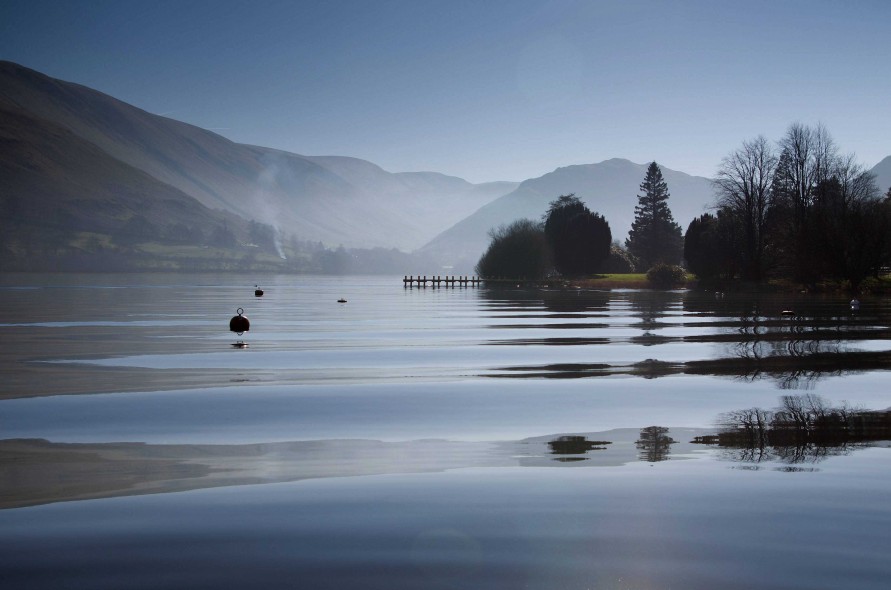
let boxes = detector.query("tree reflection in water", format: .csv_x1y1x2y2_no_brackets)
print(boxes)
3,395,890,509
687,292,891,389
636,426,676,462
547,435,612,462
625,289,680,331
482,289,891,389
694,394,891,465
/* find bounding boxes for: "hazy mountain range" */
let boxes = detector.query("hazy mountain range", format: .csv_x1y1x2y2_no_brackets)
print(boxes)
0,61,512,253
2,61,888,273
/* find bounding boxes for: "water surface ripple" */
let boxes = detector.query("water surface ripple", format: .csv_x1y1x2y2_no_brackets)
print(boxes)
1,274,889,589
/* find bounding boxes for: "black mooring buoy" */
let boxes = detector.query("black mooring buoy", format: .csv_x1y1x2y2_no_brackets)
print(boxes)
255,285,264,297
229,307,250,335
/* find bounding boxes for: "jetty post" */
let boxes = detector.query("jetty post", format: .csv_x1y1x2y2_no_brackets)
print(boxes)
403,275,482,288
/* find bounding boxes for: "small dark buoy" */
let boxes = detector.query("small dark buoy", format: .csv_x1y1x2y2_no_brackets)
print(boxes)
229,307,250,335
337,298,347,303
255,285,264,297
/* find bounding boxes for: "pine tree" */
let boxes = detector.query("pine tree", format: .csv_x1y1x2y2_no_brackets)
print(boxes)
625,162,683,269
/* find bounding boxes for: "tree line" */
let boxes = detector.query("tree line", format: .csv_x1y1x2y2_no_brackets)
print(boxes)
687,123,891,290
710,394,891,447
477,123,891,289
476,161,684,280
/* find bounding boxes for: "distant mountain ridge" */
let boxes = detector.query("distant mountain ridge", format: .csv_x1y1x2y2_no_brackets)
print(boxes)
2,60,887,273
0,60,515,254
0,103,239,234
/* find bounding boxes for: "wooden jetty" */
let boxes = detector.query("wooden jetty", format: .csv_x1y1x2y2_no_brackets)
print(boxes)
403,275,482,288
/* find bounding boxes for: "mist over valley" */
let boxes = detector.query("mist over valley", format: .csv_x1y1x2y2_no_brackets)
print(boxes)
2,61,888,274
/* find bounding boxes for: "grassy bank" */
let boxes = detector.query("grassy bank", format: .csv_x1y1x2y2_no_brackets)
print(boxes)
573,273,694,289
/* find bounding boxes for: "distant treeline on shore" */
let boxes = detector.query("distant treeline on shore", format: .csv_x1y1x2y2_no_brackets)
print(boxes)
476,123,891,292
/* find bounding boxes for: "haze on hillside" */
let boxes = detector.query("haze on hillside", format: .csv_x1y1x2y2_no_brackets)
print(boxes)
1,1,889,273
0,61,716,272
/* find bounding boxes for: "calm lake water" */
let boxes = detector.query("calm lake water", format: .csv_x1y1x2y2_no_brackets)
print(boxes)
1,273,890,589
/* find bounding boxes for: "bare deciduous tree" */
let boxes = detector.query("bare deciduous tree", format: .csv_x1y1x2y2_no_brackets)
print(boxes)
777,122,839,222
713,135,777,280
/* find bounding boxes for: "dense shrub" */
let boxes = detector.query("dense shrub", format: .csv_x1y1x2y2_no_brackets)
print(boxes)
646,263,686,288
475,219,552,279
602,244,637,273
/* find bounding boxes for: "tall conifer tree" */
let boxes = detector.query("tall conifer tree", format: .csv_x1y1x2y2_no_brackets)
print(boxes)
625,162,683,268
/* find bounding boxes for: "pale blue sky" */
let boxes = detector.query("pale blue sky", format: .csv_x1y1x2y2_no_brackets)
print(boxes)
2,0,888,182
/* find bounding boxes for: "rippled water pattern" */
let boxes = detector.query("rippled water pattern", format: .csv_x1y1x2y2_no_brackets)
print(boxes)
1,274,890,589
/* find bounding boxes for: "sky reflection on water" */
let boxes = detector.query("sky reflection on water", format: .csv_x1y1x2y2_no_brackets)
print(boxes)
1,274,890,589
2,275,889,398
2,449,890,590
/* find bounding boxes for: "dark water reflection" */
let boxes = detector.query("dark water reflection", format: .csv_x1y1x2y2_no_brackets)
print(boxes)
1,276,889,397
0,429,883,509
2,276,891,589
4,405,890,510
481,287,891,388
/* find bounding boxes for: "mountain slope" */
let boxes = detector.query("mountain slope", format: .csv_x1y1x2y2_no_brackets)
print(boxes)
870,156,891,195
0,104,241,238
0,61,512,250
420,159,714,271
